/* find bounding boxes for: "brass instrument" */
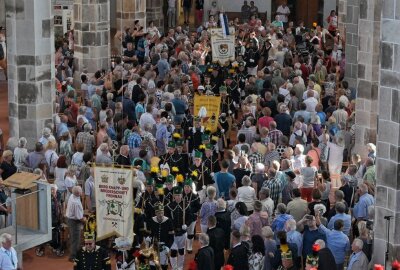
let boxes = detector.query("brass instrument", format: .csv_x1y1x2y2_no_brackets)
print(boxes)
135,241,161,270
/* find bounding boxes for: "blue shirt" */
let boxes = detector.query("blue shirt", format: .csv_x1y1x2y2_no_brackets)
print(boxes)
135,103,145,121
57,122,69,138
271,214,293,233
172,98,187,114
0,247,18,270
287,230,303,257
318,224,350,264
353,193,374,220
127,132,142,149
123,97,136,121
302,225,326,257
214,171,235,198
317,111,327,124
347,251,362,270
293,110,311,124
327,213,352,236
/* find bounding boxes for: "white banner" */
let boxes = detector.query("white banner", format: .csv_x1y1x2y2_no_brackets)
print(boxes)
94,166,134,241
210,28,235,65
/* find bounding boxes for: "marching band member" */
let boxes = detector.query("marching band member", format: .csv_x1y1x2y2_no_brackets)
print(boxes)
165,186,192,270
182,178,201,254
148,203,174,270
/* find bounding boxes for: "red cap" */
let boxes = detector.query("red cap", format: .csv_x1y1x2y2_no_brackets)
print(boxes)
374,264,384,270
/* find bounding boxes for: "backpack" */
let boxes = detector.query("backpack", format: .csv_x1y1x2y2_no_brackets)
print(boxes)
294,130,306,145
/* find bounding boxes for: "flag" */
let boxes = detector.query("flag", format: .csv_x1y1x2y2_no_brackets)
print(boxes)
220,13,229,37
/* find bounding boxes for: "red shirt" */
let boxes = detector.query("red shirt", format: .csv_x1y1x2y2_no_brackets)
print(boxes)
258,116,274,129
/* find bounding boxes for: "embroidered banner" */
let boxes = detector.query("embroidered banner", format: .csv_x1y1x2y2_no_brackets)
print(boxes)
193,94,221,133
210,28,235,65
94,166,134,241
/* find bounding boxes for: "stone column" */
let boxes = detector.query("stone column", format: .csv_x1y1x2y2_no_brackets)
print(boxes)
373,0,400,264
116,0,146,32
6,0,55,146
146,0,164,30
73,0,110,77
344,0,359,89
352,0,381,155
338,0,347,33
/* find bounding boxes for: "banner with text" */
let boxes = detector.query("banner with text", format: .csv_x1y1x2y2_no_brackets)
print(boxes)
210,28,235,65
94,166,134,241
193,94,221,133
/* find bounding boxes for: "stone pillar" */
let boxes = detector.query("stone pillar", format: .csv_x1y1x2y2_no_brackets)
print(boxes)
73,0,110,77
6,0,55,146
338,0,347,33
116,0,146,32
344,0,359,89
373,0,400,264
352,0,381,155
146,0,164,30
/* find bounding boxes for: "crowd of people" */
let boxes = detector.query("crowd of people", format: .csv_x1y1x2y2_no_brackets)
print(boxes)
0,0,387,270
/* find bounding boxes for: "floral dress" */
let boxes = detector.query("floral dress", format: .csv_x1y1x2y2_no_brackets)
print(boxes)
249,252,265,270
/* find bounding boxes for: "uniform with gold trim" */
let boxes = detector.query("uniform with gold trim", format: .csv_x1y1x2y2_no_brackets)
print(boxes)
163,175,175,205
147,203,174,270
158,141,177,171
164,186,192,270
73,233,111,270
136,178,160,224
182,178,201,254
189,150,213,193
203,143,220,173
188,117,205,154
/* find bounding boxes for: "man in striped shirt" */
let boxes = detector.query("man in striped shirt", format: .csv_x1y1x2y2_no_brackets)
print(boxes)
66,186,85,261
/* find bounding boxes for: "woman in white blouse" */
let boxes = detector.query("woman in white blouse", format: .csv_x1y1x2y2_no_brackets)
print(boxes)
237,175,257,213
13,137,28,171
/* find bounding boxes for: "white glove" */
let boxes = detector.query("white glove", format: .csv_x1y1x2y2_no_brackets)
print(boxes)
202,185,206,190
221,129,225,133
121,262,128,269
145,236,152,245
164,246,170,253
182,224,187,230
210,172,215,177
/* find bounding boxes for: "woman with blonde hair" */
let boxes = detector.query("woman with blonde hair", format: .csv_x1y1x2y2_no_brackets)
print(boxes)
199,186,217,233
45,140,59,179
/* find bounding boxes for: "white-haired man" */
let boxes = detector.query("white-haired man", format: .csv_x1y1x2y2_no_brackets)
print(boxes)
95,143,112,165
347,238,369,270
66,186,85,261
194,233,214,270
0,233,18,270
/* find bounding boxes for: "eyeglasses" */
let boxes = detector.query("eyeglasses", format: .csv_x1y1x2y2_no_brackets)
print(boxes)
84,242,93,246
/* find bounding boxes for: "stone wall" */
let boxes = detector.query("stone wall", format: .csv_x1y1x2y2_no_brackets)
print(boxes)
344,0,359,89
146,0,164,30
352,0,381,155
6,0,54,146
373,0,400,264
338,0,347,33
73,0,110,77
116,0,146,32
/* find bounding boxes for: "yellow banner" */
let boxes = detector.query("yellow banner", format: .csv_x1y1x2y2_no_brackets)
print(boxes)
193,94,221,133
